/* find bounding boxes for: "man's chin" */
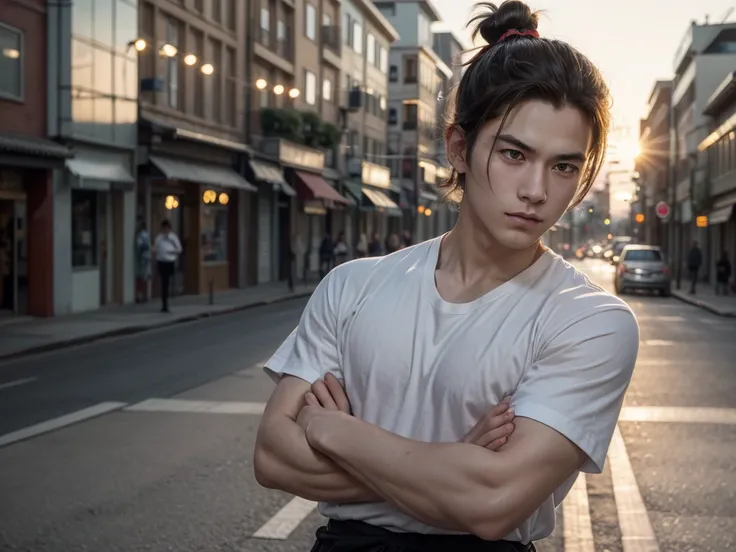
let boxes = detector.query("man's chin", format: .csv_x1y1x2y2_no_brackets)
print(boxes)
494,229,545,251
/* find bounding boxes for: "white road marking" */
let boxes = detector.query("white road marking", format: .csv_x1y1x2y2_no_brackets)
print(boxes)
636,316,685,322
608,426,659,552
125,398,266,415
620,406,736,425
635,359,671,366
562,473,595,552
252,497,318,539
642,339,675,347
0,376,37,391
0,402,126,448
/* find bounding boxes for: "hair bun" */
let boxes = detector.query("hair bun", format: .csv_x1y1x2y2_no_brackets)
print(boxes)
470,1,539,46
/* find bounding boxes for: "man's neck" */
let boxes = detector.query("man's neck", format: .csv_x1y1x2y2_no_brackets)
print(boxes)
438,211,544,290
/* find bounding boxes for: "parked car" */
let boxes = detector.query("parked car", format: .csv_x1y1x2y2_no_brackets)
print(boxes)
614,245,671,296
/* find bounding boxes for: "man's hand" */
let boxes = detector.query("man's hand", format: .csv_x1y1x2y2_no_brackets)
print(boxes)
461,399,515,450
307,373,351,413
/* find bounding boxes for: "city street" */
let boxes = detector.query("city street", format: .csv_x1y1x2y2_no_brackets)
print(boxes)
0,259,734,552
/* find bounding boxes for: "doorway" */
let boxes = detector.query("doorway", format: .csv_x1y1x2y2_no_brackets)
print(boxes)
0,199,27,315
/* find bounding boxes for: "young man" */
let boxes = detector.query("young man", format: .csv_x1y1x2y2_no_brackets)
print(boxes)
153,219,182,313
254,2,639,550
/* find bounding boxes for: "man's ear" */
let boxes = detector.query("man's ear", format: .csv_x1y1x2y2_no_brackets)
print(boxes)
445,125,469,175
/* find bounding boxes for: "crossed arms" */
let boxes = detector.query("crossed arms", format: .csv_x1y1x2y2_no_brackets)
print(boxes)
254,374,587,541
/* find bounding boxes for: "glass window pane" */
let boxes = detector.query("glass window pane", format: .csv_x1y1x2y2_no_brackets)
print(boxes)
201,204,229,262
73,0,94,39
72,89,95,125
71,190,98,268
93,47,113,95
113,54,137,99
94,0,115,48
94,97,114,142
114,99,137,143
115,1,137,55
71,39,93,89
0,26,22,99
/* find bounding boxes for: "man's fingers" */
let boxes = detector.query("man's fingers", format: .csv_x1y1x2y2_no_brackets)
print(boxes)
476,422,515,448
324,373,351,413
484,437,508,451
304,392,321,407
311,380,339,410
489,401,510,418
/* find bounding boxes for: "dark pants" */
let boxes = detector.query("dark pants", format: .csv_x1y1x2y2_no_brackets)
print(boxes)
716,281,729,295
157,261,175,311
309,520,535,552
688,268,699,294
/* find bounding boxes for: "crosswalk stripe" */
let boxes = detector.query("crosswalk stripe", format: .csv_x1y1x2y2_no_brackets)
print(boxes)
252,497,318,539
125,398,266,414
608,426,659,552
620,406,736,425
562,473,595,552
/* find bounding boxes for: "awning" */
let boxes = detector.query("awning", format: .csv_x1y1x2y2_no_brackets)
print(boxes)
67,157,135,191
294,170,350,204
0,133,72,160
362,187,402,217
150,155,257,192
249,159,296,196
709,204,733,225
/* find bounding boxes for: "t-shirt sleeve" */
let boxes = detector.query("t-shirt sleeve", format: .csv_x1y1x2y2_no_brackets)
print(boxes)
511,307,640,473
264,270,341,385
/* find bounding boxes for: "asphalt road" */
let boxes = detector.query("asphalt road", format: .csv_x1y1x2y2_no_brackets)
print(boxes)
0,259,734,552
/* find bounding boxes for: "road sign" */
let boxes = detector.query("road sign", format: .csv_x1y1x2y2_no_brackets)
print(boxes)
655,201,670,220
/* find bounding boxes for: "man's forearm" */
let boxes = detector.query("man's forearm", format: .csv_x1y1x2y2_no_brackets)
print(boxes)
254,415,380,504
307,412,515,540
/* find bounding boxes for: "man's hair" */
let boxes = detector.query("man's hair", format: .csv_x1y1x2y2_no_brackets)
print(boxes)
441,1,612,208
160,219,171,229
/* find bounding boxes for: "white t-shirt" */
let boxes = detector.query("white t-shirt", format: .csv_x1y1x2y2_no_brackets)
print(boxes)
154,232,182,263
265,235,639,543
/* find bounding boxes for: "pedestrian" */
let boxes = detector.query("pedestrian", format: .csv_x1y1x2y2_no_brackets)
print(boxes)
687,240,703,295
355,233,368,258
334,232,348,266
367,233,383,256
153,219,182,313
254,2,639,550
134,219,151,303
318,234,334,279
715,251,731,296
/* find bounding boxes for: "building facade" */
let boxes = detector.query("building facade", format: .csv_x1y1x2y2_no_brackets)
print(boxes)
376,0,452,242
135,0,256,298
699,70,736,286
635,80,672,250
669,21,736,284
340,0,400,248
46,0,139,314
0,0,72,317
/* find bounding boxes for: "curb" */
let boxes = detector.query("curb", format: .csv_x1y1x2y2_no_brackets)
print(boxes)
0,290,313,363
670,290,736,318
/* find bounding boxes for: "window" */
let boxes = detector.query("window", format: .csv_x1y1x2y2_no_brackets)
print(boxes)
201,201,229,263
402,103,417,129
379,46,388,73
276,20,287,56
323,13,331,27
404,56,417,83
343,13,351,45
389,65,397,82
260,8,270,45
366,33,375,64
165,18,179,108
622,249,662,262
352,21,362,53
388,107,397,125
212,0,221,22
305,70,317,105
225,47,235,125
322,78,332,102
71,190,98,268
0,24,22,100
305,3,316,40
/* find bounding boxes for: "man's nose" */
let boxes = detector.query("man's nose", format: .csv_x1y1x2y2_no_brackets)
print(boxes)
518,172,547,204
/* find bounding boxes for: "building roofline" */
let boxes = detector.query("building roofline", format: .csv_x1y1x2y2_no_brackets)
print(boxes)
356,0,400,41
704,71,736,117
389,0,442,22
433,29,467,51
392,44,453,78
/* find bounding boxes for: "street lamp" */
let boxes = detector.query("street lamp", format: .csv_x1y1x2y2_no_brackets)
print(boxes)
273,84,285,95
184,54,197,66
200,63,214,75
160,43,178,57
288,88,300,99
255,78,268,90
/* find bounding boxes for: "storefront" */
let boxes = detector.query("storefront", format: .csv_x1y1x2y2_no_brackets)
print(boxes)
259,138,350,281
245,155,296,284
142,154,257,296
55,145,136,314
343,160,401,244
0,134,71,317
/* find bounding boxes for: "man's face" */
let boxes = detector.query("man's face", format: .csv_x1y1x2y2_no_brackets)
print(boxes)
449,100,592,251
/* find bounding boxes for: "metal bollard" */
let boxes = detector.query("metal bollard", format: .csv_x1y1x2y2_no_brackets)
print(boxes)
209,279,214,305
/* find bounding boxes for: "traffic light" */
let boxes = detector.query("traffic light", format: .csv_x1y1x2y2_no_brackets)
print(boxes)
603,218,611,225
635,213,645,224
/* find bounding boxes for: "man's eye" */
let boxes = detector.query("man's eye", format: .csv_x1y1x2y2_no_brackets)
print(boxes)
554,163,579,174
501,149,524,161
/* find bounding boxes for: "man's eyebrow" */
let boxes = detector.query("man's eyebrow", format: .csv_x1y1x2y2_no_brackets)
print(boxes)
495,134,587,163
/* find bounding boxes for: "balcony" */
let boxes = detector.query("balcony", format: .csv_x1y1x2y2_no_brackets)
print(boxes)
321,25,341,69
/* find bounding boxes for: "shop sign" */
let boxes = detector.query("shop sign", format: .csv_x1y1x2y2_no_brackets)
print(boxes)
263,138,325,171
361,161,390,189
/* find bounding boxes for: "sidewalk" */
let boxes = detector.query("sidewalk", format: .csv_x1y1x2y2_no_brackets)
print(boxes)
670,283,736,317
0,281,316,361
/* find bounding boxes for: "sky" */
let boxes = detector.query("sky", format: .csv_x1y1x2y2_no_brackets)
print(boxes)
432,0,736,216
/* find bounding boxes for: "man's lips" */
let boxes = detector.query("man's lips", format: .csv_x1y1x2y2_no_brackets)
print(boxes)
506,212,542,223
